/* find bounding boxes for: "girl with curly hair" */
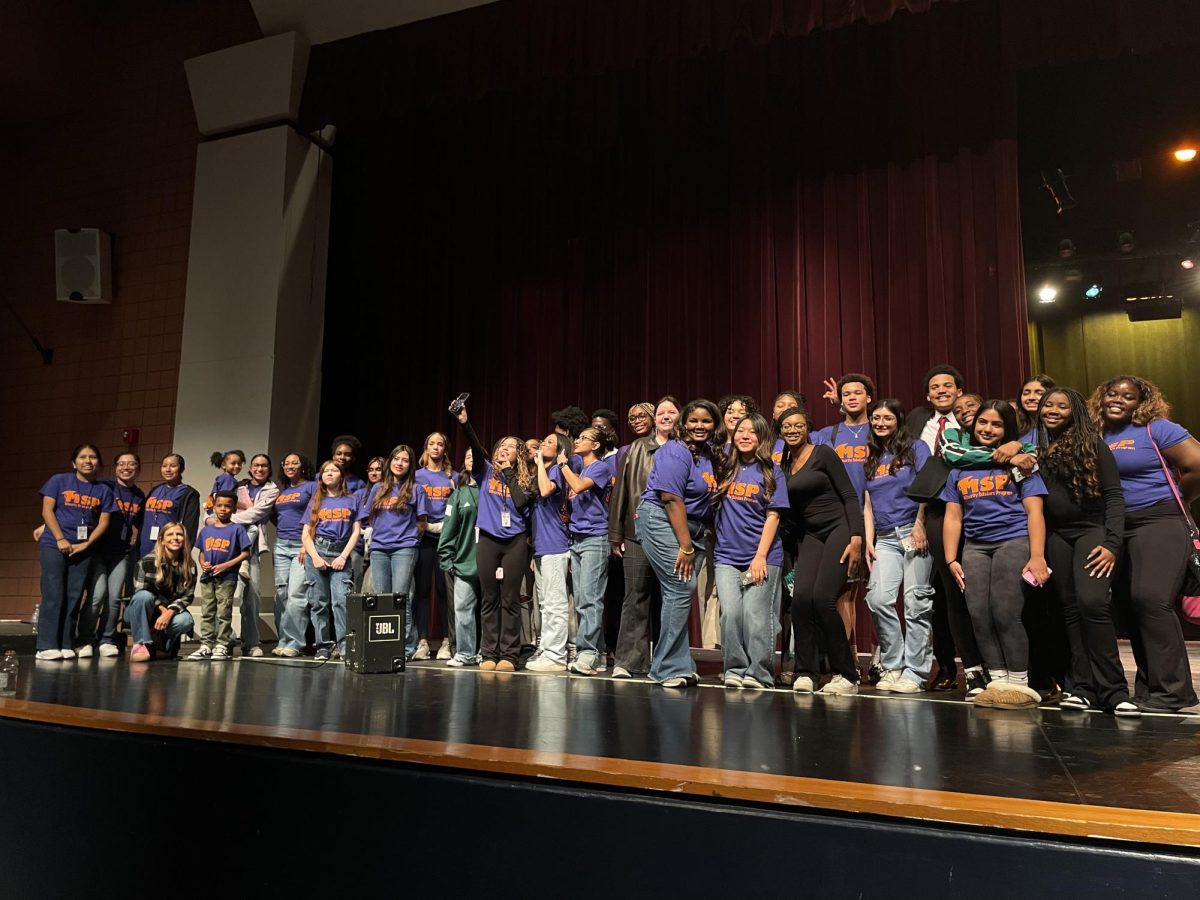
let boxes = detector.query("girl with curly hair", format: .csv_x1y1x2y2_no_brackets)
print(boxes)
1037,389,1136,715
453,401,537,671
1089,375,1200,710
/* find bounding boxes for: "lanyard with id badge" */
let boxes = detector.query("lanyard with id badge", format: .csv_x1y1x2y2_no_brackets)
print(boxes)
74,481,96,541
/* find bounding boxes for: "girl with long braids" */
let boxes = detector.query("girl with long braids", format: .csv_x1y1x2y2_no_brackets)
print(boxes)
712,412,788,689
364,444,427,658
453,402,537,671
1036,388,1137,716
862,400,934,693
637,399,722,688
1090,375,1200,710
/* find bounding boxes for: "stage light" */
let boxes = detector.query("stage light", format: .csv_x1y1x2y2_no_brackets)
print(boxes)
1174,147,1197,163
1037,284,1058,303
1058,239,1076,259
1118,231,1136,254
1182,257,1196,270
1085,284,1103,299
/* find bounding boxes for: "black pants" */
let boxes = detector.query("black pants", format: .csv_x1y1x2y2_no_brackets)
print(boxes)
604,553,625,652
1116,500,1198,709
1045,529,1129,709
791,524,858,682
413,532,449,641
925,503,982,672
613,539,661,674
476,532,530,663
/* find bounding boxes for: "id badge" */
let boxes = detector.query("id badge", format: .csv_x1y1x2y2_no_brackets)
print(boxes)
500,509,511,529
76,525,88,541
149,525,160,541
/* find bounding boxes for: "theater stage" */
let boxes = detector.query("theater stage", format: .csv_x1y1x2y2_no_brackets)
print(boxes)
3,652,1200,895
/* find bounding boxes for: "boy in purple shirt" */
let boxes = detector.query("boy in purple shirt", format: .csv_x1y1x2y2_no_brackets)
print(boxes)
187,491,252,661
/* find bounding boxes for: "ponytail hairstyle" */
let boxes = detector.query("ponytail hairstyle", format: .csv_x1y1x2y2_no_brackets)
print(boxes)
864,399,916,480
679,398,722,461
152,521,196,592
418,432,453,476
1039,388,1102,501
306,459,349,530
371,444,417,521
579,424,617,459
210,449,245,471
715,413,776,509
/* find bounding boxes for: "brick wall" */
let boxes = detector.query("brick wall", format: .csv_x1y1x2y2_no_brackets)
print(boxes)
0,1,260,618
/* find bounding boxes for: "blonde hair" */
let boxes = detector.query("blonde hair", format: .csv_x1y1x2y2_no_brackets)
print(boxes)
153,522,196,591
492,436,534,491
418,432,453,476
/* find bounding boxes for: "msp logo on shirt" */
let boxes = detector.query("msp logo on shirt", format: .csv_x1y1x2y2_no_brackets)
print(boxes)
146,496,175,514
487,477,510,499
834,444,868,463
726,481,762,503
116,498,142,516
203,536,231,552
62,490,102,510
956,473,1012,501
277,491,304,505
422,484,452,502
317,506,352,523
1109,439,1136,452
702,471,718,491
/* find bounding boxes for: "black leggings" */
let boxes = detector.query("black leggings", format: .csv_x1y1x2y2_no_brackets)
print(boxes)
413,531,448,640
476,532,530,663
1116,500,1198,709
791,524,858,681
1046,529,1129,709
925,503,982,672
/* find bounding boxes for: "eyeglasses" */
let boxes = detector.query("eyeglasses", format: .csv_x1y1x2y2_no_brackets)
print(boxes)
780,423,808,432
627,414,650,422
869,416,897,424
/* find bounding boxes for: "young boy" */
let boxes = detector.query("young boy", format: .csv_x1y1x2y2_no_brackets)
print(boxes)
187,491,251,661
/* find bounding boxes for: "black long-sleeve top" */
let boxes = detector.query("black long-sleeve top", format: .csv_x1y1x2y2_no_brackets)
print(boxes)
1040,437,1124,555
783,443,865,544
460,419,535,510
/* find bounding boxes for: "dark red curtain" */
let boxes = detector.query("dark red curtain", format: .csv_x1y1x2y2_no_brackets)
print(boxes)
309,0,1028,454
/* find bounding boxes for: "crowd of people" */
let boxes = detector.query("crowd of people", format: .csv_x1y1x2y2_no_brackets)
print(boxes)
32,366,1200,714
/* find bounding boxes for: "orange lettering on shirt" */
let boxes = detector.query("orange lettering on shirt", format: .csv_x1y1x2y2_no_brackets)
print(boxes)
1109,439,1136,451
317,507,351,522
836,444,868,462
146,497,175,513
422,484,453,501
203,537,231,552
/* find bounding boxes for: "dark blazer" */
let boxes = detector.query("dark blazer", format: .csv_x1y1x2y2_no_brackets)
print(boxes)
906,406,936,440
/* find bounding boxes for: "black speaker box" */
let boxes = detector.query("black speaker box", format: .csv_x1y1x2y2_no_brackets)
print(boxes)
345,592,407,674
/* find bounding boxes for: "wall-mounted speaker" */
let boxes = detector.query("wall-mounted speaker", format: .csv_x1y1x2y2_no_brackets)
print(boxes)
55,228,112,304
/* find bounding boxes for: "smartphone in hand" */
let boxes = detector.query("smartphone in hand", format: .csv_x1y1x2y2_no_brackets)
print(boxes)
448,392,470,414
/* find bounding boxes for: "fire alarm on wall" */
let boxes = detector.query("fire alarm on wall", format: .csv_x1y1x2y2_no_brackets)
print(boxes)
123,428,140,445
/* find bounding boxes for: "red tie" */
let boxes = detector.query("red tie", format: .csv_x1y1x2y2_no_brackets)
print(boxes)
934,415,947,457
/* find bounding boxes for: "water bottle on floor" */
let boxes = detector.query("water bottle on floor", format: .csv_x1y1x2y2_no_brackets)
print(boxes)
0,648,17,697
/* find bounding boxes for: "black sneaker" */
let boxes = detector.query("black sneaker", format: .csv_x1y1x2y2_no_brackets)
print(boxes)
965,670,987,697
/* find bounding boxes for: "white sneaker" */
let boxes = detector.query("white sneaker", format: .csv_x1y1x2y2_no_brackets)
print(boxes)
211,645,230,660
819,675,859,695
741,676,765,690
791,675,816,693
611,666,632,679
889,677,922,694
98,643,119,658
526,657,567,673
76,645,94,659
35,649,63,661
412,639,431,661
568,659,597,676
446,656,467,668
436,638,452,660
59,648,76,660
248,646,263,658
660,676,689,688
723,672,744,689
875,669,899,692
186,647,212,661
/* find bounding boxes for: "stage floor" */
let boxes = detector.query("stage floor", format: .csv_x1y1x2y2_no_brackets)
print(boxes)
3,651,1200,847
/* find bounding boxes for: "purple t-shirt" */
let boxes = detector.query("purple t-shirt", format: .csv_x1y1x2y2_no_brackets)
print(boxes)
531,464,570,557
303,494,361,545
345,474,366,494
101,479,145,553
207,472,237,511
641,440,717,522
476,462,530,540
140,482,195,557
415,468,456,523
812,423,870,504
865,442,931,532
940,466,1047,543
273,481,315,541
197,520,251,583
362,482,427,551
714,462,789,567
1106,418,1191,511
39,473,117,549
568,457,614,538
771,437,785,464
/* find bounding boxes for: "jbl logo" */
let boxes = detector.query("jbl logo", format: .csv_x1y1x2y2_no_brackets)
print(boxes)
368,614,402,643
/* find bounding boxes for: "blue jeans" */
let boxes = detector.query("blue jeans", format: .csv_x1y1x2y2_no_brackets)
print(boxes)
125,590,194,653
273,538,306,649
38,544,92,651
569,534,609,668
301,537,353,654
236,527,262,651
369,547,418,656
451,573,481,663
534,552,570,663
866,524,935,684
715,563,782,685
635,503,704,682
81,548,134,647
